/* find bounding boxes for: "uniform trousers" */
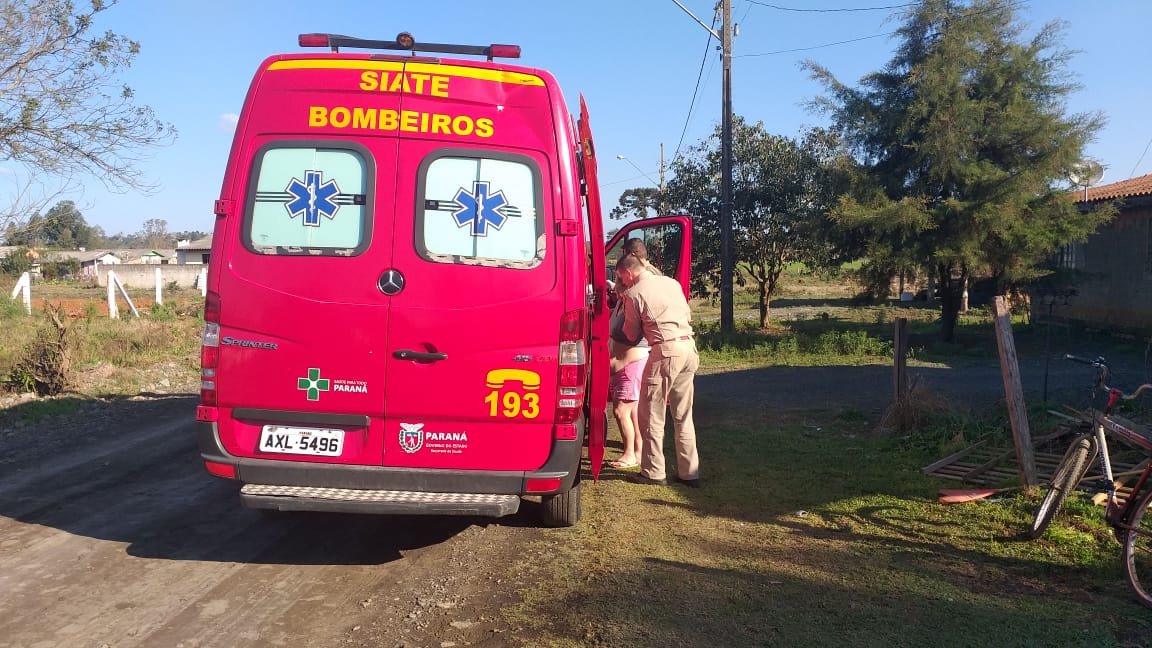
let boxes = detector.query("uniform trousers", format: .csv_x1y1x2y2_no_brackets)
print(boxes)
637,339,699,480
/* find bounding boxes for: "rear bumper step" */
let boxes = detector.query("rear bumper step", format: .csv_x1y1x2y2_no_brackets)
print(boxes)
240,483,521,517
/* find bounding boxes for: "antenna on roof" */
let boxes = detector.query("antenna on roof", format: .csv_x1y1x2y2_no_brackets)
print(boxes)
1068,159,1104,202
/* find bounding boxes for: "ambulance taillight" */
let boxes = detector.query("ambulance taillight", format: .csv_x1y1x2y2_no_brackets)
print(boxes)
199,292,221,409
555,309,587,438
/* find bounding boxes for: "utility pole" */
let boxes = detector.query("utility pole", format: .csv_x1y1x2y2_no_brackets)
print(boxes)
720,0,734,332
659,142,666,194
672,0,734,330
659,142,666,214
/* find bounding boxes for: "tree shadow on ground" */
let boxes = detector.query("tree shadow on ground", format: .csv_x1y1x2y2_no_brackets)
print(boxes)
0,393,541,566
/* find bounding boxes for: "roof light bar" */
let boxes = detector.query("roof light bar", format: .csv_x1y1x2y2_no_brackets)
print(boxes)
296,32,522,60
298,33,331,48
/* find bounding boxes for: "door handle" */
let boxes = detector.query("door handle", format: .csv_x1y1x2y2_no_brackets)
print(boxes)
393,349,448,362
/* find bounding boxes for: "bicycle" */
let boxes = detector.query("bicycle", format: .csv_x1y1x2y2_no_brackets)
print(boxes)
1027,354,1152,608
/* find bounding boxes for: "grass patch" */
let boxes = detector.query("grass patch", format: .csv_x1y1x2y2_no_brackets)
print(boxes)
0,295,202,398
2,397,84,423
508,402,1152,646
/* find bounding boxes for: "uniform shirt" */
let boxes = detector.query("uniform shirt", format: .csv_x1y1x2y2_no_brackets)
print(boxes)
620,271,694,348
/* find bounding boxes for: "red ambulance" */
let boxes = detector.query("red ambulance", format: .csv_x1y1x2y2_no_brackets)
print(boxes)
195,32,691,527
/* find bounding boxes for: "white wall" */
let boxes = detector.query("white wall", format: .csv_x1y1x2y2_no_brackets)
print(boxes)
95,264,204,288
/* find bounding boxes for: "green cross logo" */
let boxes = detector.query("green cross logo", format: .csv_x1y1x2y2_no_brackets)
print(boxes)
297,368,330,401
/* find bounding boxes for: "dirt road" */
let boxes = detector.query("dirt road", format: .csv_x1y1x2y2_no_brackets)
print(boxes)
0,396,543,648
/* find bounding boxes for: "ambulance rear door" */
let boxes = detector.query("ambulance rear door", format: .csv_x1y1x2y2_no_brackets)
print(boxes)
211,57,401,467
381,59,563,472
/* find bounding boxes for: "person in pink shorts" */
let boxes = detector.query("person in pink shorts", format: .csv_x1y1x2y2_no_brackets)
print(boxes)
608,280,648,468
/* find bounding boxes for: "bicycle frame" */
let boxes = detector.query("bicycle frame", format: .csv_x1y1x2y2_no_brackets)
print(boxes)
1082,386,1152,533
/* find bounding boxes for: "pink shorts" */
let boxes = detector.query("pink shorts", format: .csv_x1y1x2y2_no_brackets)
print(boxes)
609,359,646,401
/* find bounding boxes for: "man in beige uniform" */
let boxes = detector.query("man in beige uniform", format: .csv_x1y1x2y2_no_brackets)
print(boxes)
614,254,701,488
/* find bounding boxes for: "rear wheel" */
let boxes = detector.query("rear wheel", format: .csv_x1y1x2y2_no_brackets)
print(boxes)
1123,489,1152,609
541,481,581,527
1028,434,1094,539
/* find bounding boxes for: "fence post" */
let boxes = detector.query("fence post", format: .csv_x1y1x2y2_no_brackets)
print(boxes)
893,317,908,423
992,296,1037,487
155,267,163,305
10,271,31,315
108,270,119,319
198,267,208,297
106,270,140,319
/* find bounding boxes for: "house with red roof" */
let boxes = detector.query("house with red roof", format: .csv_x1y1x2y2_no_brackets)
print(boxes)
1053,174,1152,332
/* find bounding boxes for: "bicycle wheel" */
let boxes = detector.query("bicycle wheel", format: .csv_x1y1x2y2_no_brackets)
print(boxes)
1124,489,1152,609
1027,434,1095,539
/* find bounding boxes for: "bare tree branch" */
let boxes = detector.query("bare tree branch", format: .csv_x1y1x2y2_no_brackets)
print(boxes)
0,0,176,230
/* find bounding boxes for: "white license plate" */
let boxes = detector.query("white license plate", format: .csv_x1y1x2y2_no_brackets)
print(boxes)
258,426,344,457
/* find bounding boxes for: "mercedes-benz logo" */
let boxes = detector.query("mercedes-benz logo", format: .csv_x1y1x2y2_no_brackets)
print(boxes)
378,269,405,295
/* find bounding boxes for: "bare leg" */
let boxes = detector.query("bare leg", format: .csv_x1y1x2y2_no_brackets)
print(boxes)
612,399,639,465
630,403,643,458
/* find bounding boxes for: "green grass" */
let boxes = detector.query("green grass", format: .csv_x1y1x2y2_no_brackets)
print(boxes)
503,273,1152,645
3,397,85,422
509,405,1152,647
1,291,202,396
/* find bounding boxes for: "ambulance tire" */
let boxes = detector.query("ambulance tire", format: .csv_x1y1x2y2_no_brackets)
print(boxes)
541,481,582,527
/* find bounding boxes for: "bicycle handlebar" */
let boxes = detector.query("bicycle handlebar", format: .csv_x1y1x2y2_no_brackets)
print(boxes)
1065,354,1152,404
1108,383,1152,402
1064,354,1107,368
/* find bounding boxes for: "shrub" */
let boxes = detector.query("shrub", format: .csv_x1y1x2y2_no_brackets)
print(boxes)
0,297,27,319
1,247,35,276
39,259,81,280
149,302,177,321
6,303,73,395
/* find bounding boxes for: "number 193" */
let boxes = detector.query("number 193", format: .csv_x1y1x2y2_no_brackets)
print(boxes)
484,390,540,419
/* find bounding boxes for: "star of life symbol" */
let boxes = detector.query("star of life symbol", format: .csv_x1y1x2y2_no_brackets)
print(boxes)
451,181,509,236
297,368,330,401
399,423,425,453
285,170,341,226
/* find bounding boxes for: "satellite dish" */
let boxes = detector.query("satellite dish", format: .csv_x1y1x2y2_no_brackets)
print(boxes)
1068,159,1104,187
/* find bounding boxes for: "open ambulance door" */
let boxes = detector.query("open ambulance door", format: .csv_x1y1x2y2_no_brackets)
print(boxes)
579,98,695,482
605,216,694,300
577,95,610,481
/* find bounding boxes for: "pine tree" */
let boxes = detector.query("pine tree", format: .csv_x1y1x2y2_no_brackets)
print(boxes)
806,0,1110,341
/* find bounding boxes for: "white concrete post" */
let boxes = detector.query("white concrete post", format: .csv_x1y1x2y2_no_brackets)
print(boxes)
199,267,208,297
113,272,139,318
155,267,163,305
10,271,31,315
108,270,119,319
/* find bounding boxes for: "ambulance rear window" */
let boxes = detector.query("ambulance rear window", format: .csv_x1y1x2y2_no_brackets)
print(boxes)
416,152,544,268
244,144,371,256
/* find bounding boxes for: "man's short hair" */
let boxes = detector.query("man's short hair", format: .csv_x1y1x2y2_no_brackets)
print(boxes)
622,238,647,259
615,254,643,273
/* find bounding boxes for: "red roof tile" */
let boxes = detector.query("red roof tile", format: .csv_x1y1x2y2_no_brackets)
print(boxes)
1079,173,1152,202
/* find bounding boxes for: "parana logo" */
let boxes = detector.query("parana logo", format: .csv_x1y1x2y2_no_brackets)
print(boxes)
400,423,424,453
296,367,368,401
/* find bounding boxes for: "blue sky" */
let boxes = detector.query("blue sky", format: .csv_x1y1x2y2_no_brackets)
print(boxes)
43,0,1152,236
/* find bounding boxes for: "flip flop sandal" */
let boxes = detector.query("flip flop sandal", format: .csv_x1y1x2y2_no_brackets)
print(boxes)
610,459,639,469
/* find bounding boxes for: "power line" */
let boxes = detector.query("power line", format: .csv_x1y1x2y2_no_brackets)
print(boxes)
747,1,914,11
600,172,657,188
671,14,719,168
737,1,1030,58
1130,136,1152,178
737,30,894,56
